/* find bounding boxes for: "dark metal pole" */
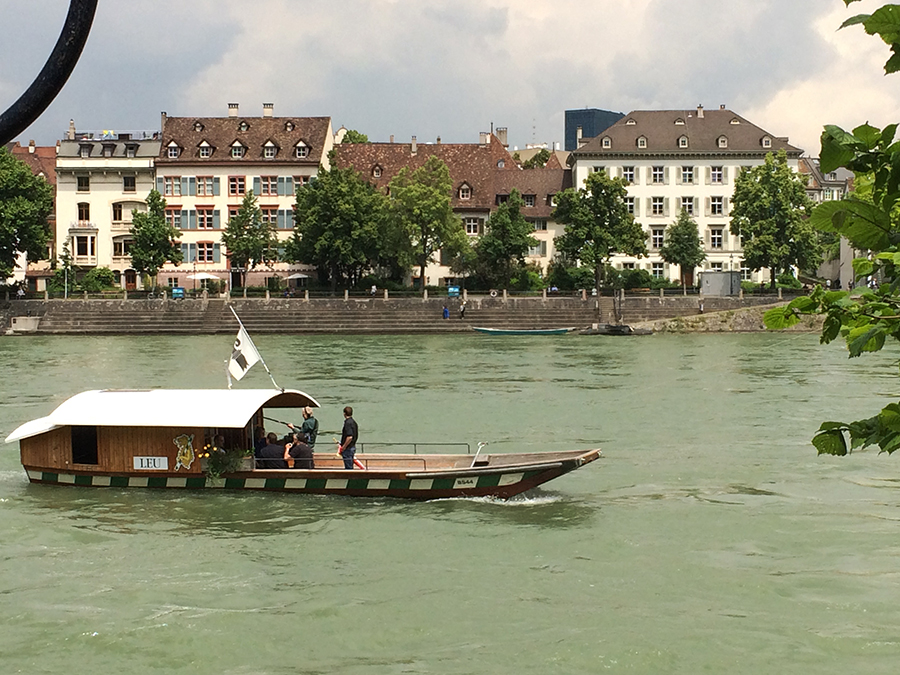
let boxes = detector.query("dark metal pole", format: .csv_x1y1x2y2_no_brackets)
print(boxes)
0,0,98,145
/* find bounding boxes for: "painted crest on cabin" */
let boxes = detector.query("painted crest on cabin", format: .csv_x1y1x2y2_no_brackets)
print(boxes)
173,434,195,470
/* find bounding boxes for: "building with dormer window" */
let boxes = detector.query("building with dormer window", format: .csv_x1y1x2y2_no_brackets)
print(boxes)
154,104,333,289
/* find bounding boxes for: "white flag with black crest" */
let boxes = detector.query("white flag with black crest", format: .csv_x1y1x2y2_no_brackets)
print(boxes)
228,326,261,381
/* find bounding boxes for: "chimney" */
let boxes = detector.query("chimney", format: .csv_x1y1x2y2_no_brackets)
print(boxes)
263,103,274,117
228,103,239,117
720,104,726,110
436,136,441,145
390,134,394,143
496,127,508,148
576,125,583,141
697,104,704,119
411,136,417,154
67,119,76,140
479,132,490,145
28,139,35,154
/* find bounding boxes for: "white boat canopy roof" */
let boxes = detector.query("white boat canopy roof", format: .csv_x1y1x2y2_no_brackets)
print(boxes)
5,388,320,443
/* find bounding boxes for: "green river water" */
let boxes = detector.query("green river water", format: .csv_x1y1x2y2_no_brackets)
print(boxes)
1,332,899,674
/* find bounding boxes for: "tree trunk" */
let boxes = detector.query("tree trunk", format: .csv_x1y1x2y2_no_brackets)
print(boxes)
770,265,777,291
595,265,603,325
681,269,686,296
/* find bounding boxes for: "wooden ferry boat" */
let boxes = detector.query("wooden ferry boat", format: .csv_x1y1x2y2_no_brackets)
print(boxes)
5,389,600,500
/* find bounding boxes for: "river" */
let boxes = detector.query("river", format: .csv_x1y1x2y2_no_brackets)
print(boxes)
1,333,898,674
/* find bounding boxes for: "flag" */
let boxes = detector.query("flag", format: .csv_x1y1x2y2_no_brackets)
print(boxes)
228,326,261,381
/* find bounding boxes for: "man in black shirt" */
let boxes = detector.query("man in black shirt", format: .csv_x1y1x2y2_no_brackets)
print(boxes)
287,433,314,469
337,406,359,469
256,432,288,469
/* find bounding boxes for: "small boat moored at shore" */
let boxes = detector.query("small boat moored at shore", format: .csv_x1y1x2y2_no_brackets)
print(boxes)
472,326,577,335
5,388,600,500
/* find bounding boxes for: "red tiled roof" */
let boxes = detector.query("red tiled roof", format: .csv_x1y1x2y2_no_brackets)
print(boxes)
8,142,57,187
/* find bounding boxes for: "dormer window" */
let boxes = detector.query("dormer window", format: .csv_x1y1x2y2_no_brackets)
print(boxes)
102,144,115,158
602,137,611,149
125,144,137,158
372,165,383,178
79,144,91,158
625,118,636,125
730,118,741,125
295,141,309,159
637,136,647,149
497,160,505,168
675,118,685,125
231,141,245,158
761,136,772,148
198,140,213,158
193,122,204,132
238,121,250,132
459,184,471,200
263,141,277,159
285,121,294,132
167,142,180,159
717,136,728,148
678,136,689,149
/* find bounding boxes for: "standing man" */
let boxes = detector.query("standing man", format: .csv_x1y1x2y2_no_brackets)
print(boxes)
288,406,318,448
336,406,358,469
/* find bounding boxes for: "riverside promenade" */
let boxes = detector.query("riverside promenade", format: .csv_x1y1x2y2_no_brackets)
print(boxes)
2,292,786,335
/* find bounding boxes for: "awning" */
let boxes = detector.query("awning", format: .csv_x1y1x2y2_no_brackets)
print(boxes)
286,273,309,280
5,388,320,443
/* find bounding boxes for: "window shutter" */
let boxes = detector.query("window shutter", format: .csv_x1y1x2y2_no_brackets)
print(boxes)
213,243,221,263
693,197,699,215
540,241,547,256
705,228,711,248
478,219,485,236
180,177,188,195
663,198,670,217
181,209,189,228
156,177,163,193
188,243,197,262
286,177,294,195
188,177,196,196
212,210,220,229
634,199,640,217
724,197,730,215
213,177,220,196
664,167,670,184
277,177,285,196
704,198,710,217
646,198,652,215
676,168,682,185
723,167,729,185
277,210,285,229
189,210,197,230
645,167,652,183
287,209,294,228
180,243,188,261
705,167,711,185
722,230,728,248
253,177,261,195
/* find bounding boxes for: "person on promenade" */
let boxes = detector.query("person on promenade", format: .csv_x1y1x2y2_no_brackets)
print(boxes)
459,301,466,320
442,305,449,320
336,406,358,469
288,407,318,448
256,432,288,469
285,432,315,469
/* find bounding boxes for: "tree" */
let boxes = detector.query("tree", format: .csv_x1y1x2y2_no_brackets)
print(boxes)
341,129,369,144
521,148,551,169
764,2,900,456
129,189,183,285
552,169,647,322
474,189,537,288
80,267,117,292
729,150,820,289
660,209,706,293
221,193,279,288
0,147,52,279
389,156,464,287
286,165,392,290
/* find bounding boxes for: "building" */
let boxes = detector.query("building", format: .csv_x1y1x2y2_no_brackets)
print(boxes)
154,104,333,289
7,140,57,289
564,108,624,151
334,131,570,286
569,105,803,284
55,122,160,289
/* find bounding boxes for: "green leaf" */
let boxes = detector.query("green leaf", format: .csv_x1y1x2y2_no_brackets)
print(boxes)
847,325,885,356
880,407,900,432
820,127,859,172
885,46,900,74
840,13,870,29
853,123,882,149
822,314,842,343
818,421,848,432
852,257,875,277
787,295,817,312
812,429,848,456
882,123,898,146
763,306,799,330
863,5,900,42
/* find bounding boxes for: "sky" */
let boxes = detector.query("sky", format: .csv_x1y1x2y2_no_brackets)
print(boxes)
1,0,897,156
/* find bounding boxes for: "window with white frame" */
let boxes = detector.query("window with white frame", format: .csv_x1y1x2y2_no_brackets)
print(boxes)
711,196,724,216
652,262,664,278
465,218,480,236
523,194,535,207
261,207,278,226
678,136,688,148
710,261,723,271
593,166,605,174
637,136,647,148
651,228,665,249
624,196,635,214
264,144,277,159
681,166,694,184
197,176,214,196
652,166,664,184
199,145,212,158
717,136,728,148
459,185,471,200
741,265,751,280
165,208,181,229
762,137,772,148
197,208,214,229
622,166,635,183
197,242,214,263
295,142,309,158
231,144,245,159
622,262,635,269
260,176,278,195
710,228,724,249
681,196,694,215
652,197,664,216
533,219,547,231
79,145,91,158
163,177,181,197
372,166,382,178
711,166,724,184
229,176,245,196
125,145,137,158
167,145,179,159
113,239,133,257
602,137,611,148
528,240,548,257
74,234,95,256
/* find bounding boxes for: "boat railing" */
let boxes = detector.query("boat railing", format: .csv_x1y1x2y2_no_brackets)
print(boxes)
357,442,472,455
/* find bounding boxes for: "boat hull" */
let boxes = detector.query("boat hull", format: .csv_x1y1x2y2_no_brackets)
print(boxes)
22,450,600,500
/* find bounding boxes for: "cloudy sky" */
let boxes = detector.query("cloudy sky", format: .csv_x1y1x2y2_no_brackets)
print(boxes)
1,0,897,156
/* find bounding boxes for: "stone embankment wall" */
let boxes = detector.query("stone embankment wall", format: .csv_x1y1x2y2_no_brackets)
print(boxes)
1,294,804,335
637,303,824,333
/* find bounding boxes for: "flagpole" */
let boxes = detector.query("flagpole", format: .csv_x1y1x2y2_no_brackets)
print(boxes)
229,306,281,390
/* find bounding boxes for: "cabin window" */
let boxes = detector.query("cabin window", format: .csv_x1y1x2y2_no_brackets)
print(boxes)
71,426,99,465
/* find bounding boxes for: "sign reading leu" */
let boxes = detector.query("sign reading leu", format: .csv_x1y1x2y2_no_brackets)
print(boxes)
134,456,169,470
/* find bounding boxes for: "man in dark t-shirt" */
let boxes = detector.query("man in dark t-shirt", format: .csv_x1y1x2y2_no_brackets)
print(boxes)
337,406,358,469
288,434,314,469
256,432,288,469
